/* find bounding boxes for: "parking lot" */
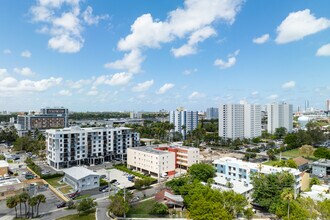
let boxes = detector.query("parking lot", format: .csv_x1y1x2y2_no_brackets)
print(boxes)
0,187,61,218
94,168,135,189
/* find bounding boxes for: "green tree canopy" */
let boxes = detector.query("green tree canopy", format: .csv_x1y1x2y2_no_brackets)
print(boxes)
314,147,330,159
251,171,295,213
76,198,97,214
149,202,169,216
188,163,216,182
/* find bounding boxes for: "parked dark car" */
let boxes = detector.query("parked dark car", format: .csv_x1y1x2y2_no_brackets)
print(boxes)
110,179,117,184
57,202,66,208
99,185,108,191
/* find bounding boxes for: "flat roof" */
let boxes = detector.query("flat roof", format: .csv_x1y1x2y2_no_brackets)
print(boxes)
213,157,301,176
312,159,330,167
0,160,9,168
213,174,253,194
46,126,132,133
62,167,99,180
130,146,169,155
0,178,21,187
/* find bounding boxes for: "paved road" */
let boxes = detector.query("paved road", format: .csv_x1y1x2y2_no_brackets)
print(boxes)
39,208,77,220
95,197,110,220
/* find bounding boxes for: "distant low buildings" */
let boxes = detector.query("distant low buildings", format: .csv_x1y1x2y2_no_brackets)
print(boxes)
311,159,330,177
46,126,140,169
16,107,69,136
130,112,143,119
63,167,100,191
301,184,330,201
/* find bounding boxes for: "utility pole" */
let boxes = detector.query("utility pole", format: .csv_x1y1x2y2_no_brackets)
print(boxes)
108,169,111,197
123,186,126,218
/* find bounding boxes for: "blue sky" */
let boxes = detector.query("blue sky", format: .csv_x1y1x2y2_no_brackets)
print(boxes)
1,0,330,112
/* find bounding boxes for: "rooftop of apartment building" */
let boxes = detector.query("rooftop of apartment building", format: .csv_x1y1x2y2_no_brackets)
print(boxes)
130,146,170,155
46,126,133,133
212,173,253,195
213,157,300,176
312,159,330,167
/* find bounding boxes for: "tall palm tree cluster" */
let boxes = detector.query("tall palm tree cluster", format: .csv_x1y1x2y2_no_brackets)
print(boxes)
126,122,175,141
6,192,46,219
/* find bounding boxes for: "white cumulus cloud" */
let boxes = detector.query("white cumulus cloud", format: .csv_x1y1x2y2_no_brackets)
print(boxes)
275,9,330,44
3,49,12,55
172,26,216,57
14,67,36,77
87,90,98,96
58,89,72,96
251,91,259,95
183,68,198,75
94,72,133,86
107,0,243,72
0,69,8,77
104,49,144,74
267,94,278,100
316,43,330,56
253,34,269,44
214,49,239,69
132,80,154,92
21,50,32,58
282,80,296,89
189,91,205,99
157,83,174,94
30,1,108,53
82,6,109,25
0,76,62,94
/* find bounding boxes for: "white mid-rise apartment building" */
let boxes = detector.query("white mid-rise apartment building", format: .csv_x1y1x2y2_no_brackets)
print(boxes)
219,103,261,139
213,157,302,198
46,126,140,169
266,103,293,134
127,147,176,177
169,108,198,139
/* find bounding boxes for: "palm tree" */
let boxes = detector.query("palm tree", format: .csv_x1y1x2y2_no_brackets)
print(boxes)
36,194,46,217
6,196,18,218
19,192,30,218
28,196,38,218
281,188,293,220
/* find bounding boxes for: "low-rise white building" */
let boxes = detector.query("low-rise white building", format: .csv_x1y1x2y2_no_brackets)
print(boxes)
46,126,140,169
62,167,100,191
213,157,302,198
301,184,330,201
127,147,176,177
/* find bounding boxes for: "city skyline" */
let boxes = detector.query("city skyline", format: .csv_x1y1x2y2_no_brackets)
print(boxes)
1,0,330,111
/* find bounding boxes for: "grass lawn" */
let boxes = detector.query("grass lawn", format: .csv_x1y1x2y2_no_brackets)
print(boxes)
113,165,157,183
56,212,95,220
74,194,90,200
278,148,317,160
127,199,158,218
46,176,66,188
263,160,278,166
58,185,73,194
